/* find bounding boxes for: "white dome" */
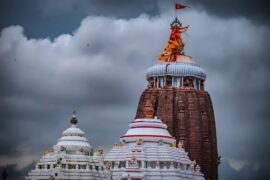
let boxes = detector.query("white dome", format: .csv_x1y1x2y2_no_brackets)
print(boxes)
146,62,206,80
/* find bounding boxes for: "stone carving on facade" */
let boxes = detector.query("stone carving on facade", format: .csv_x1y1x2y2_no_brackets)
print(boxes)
195,164,201,173
178,140,184,148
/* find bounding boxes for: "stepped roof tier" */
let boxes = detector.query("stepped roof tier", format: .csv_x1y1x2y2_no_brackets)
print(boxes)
105,106,205,180
26,112,110,180
53,113,91,153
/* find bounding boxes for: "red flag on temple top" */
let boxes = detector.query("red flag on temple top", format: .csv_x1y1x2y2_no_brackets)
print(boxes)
175,3,187,10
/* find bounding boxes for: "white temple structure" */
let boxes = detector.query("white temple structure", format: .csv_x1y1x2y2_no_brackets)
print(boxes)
104,103,205,180
26,112,110,180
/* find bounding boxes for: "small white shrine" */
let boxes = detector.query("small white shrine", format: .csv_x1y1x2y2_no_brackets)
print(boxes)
26,112,110,180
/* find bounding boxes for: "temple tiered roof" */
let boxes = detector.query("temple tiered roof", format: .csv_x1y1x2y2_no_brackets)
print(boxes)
53,113,92,153
105,106,205,180
120,117,175,144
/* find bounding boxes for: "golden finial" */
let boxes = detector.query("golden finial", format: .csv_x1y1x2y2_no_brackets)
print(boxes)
104,161,112,170
60,146,66,151
159,17,189,62
171,141,176,148
190,160,196,170
136,139,144,145
97,148,104,156
44,149,49,155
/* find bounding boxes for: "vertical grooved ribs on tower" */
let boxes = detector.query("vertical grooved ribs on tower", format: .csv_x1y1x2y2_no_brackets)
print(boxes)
135,88,218,180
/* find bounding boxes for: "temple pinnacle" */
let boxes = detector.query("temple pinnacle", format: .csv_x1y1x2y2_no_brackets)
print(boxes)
159,16,189,62
70,110,78,125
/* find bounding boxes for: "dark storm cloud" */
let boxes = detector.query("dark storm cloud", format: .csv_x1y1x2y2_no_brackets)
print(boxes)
1,163,35,180
0,15,168,171
0,0,159,38
180,10,270,179
1,0,269,39
41,0,159,18
188,0,270,25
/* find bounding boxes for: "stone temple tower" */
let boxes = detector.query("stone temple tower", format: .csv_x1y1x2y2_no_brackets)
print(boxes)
135,17,220,180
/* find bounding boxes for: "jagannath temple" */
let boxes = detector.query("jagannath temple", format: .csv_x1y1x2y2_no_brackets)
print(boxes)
26,4,219,180
135,6,220,180
26,112,110,180
105,101,205,180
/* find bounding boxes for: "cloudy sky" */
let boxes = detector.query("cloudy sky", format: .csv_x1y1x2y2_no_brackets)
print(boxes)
0,0,269,179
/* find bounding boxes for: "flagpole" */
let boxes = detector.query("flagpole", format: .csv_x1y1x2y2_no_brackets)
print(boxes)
175,1,177,18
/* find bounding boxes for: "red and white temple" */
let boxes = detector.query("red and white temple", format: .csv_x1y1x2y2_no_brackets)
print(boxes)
105,102,205,180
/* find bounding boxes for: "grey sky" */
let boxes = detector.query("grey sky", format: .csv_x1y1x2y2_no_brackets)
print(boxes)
0,0,269,179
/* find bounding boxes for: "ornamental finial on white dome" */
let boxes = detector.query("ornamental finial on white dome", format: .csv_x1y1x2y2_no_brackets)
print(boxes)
70,110,78,125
